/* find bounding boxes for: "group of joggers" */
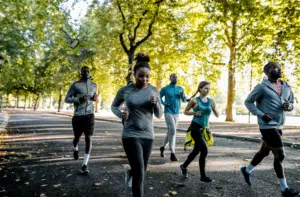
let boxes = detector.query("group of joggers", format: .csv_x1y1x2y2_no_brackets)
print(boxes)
64,53,300,197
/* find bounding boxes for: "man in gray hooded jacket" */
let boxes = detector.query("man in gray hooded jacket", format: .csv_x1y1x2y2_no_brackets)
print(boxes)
65,66,98,174
241,62,299,197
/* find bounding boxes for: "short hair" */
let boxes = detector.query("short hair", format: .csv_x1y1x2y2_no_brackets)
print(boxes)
81,66,90,72
263,62,280,74
170,73,177,78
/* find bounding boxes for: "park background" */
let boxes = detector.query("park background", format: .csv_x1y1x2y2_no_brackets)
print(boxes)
1,0,300,122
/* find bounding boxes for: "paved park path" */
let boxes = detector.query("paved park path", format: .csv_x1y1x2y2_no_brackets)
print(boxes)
0,110,299,197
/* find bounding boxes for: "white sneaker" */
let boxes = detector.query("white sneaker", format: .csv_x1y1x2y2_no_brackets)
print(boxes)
124,165,132,187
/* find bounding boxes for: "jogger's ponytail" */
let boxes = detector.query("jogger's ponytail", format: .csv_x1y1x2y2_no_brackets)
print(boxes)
187,81,210,101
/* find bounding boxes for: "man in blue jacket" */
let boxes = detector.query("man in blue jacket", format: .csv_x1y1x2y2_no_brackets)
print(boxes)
241,62,299,197
160,73,186,161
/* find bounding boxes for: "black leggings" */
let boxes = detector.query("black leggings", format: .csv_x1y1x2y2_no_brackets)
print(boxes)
183,121,208,177
122,137,153,197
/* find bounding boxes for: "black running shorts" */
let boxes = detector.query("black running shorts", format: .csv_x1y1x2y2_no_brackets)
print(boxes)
72,114,95,136
260,129,283,148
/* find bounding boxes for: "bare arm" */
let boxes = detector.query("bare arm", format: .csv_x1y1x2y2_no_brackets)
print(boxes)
183,98,198,116
211,99,219,117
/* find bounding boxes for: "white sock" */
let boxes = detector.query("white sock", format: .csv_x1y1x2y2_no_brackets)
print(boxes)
83,153,90,166
246,164,255,174
74,145,78,151
279,178,288,192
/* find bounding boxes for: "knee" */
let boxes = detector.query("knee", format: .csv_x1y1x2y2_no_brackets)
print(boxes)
258,150,270,158
191,149,200,156
85,136,92,143
275,152,285,161
200,149,208,158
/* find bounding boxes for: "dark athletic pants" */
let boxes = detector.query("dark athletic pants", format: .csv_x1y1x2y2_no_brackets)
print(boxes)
122,137,153,197
182,121,208,177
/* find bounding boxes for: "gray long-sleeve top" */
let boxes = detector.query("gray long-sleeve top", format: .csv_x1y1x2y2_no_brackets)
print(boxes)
111,83,163,139
65,79,97,116
245,79,294,129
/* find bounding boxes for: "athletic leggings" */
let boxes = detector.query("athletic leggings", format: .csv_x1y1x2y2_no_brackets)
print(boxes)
182,121,208,177
122,137,153,197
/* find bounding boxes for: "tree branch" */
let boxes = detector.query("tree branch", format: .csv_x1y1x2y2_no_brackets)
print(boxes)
119,33,129,54
135,4,160,48
116,0,126,24
133,10,148,41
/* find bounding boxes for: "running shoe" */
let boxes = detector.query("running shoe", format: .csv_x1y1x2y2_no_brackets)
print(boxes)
81,164,89,174
240,166,252,185
124,165,132,188
180,164,188,178
160,146,165,158
170,153,179,161
73,150,79,160
282,188,300,197
200,176,214,182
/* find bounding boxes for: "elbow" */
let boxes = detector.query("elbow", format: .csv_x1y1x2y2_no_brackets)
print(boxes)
183,111,188,115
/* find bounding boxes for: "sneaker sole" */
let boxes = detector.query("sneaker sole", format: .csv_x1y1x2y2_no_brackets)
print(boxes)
81,170,90,174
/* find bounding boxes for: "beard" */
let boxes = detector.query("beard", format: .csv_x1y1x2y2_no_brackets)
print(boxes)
270,71,282,79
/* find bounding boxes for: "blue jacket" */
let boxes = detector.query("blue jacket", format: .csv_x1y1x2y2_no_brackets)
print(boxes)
160,84,186,114
245,79,294,129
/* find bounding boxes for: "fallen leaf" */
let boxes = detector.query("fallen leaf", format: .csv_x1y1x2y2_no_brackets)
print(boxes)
66,174,72,178
203,193,213,197
273,181,280,185
15,179,20,182
169,191,177,195
162,194,169,197
41,184,48,187
40,194,46,197
24,182,30,185
41,179,46,181
94,182,102,186
53,184,62,188
149,187,153,190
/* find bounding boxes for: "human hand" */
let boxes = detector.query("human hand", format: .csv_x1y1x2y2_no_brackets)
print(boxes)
92,95,98,101
195,111,201,116
122,111,129,120
151,96,157,105
283,102,291,111
79,95,88,102
262,113,274,123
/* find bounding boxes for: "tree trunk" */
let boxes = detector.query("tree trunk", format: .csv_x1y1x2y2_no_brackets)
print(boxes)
58,88,62,112
16,94,19,108
225,16,237,122
156,65,163,90
24,94,27,110
126,51,135,84
34,94,40,111
6,93,9,107
28,96,32,108
48,95,53,110
95,86,102,113
225,53,236,121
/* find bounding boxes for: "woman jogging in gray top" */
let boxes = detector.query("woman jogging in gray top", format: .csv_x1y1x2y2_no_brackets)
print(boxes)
111,53,163,197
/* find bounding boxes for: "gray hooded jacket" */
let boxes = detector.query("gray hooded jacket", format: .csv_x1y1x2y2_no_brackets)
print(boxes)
245,79,294,129
65,79,97,116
